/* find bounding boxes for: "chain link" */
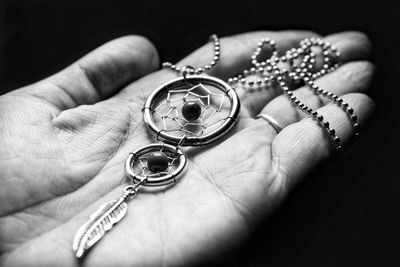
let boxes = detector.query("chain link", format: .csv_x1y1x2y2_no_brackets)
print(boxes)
162,34,220,75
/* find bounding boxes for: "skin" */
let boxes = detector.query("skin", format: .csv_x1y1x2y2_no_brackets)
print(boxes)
0,31,375,266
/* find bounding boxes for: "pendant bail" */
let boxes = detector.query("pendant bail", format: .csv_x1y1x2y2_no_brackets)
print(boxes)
181,65,197,86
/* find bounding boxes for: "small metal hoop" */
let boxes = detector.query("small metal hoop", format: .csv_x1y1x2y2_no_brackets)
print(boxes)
125,143,187,187
180,65,195,76
143,75,240,146
251,39,278,68
181,66,197,86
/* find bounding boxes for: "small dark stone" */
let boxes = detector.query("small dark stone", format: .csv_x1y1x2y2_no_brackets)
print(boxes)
147,152,169,172
182,101,202,121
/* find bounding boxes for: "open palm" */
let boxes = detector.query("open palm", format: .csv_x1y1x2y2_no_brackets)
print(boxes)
0,31,374,266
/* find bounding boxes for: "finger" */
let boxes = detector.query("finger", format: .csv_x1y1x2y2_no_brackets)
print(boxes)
324,31,372,62
255,60,374,130
243,31,372,116
116,30,318,100
271,93,375,190
19,35,159,111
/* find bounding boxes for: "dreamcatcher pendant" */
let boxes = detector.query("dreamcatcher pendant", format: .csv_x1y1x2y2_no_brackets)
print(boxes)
73,33,357,258
72,35,240,258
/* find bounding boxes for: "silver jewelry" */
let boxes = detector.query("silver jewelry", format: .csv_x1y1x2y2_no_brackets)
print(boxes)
73,34,240,258
143,75,240,147
228,37,359,150
72,34,357,259
255,114,283,133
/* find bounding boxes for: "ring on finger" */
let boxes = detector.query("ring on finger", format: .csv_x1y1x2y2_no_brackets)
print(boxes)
255,114,283,133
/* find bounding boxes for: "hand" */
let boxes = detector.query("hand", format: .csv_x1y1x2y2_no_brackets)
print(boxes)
0,31,374,266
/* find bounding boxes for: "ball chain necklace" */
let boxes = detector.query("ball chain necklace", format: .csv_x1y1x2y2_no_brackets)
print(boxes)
72,34,358,258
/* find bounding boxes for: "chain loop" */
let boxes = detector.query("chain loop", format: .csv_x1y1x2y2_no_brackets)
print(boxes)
181,65,197,86
227,37,355,150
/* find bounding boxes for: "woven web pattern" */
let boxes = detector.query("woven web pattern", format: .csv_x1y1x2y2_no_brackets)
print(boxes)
137,152,178,176
152,83,229,137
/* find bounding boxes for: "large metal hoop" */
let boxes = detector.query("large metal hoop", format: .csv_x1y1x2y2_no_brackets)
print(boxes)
143,75,240,146
125,143,187,187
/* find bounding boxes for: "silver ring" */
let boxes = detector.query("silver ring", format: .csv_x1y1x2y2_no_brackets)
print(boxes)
255,114,283,133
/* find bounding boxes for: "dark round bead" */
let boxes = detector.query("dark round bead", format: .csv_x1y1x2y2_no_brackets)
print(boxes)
147,152,169,172
182,101,202,121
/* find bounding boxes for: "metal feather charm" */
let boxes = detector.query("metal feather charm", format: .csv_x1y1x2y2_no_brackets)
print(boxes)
72,190,134,258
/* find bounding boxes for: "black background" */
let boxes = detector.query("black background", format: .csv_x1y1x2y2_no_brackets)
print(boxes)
1,1,400,266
